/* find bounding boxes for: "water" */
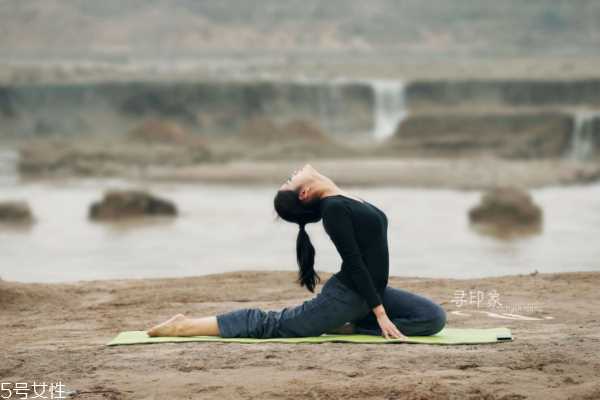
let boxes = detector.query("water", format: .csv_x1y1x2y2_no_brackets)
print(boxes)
371,80,407,141
569,110,600,161
1,177,599,283
289,77,408,141
0,149,18,186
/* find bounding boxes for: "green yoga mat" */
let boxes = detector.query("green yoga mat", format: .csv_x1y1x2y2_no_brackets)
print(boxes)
107,327,512,346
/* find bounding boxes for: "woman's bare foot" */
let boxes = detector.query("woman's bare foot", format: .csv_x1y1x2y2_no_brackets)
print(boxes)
147,313,187,337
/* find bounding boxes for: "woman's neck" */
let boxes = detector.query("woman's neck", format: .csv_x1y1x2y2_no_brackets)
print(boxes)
306,174,338,198
310,175,354,201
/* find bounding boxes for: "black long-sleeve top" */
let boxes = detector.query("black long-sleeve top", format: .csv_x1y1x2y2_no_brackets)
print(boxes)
320,194,389,309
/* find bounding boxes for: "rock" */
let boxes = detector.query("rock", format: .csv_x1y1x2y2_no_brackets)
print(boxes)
240,117,331,144
1,81,372,137
18,136,213,178
405,79,600,108
0,201,34,225
89,190,177,220
469,187,542,236
237,117,351,159
390,111,573,159
282,119,331,144
127,119,190,144
239,117,282,143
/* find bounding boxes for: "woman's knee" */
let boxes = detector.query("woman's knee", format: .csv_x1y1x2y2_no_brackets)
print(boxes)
404,303,447,336
251,308,285,338
217,308,283,338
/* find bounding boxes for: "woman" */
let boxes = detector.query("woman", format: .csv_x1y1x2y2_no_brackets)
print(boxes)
146,164,446,340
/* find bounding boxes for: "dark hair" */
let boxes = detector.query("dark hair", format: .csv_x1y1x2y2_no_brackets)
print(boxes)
273,189,323,292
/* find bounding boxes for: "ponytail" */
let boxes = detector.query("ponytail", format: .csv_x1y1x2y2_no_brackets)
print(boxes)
296,222,321,292
273,189,323,292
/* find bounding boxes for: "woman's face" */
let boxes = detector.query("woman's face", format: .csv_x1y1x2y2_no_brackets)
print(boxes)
279,164,316,200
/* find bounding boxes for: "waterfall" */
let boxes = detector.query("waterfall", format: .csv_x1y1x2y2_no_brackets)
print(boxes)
569,110,600,161
0,148,18,186
315,83,342,134
370,80,407,141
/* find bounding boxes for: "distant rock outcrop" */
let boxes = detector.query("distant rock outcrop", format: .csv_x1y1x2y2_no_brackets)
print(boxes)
0,81,373,138
240,117,283,143
469,187,542,237
236,117,354,159
240,117,331,144
89,190,177,220
406,79,600,108
18,136,213,178
388,112,573,159
127,119,190,144
283,120,332,144
0,201,34,225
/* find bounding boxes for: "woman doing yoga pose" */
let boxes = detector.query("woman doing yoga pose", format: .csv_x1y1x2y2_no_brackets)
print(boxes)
146,164,446,339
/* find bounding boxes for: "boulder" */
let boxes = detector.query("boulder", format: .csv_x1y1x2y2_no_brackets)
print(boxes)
469,187,542,235
0,201,34,225
89,190,177,221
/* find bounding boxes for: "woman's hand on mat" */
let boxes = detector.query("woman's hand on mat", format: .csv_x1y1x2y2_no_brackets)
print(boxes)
376,314,407,340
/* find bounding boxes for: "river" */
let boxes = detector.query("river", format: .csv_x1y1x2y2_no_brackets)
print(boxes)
1,158,599,283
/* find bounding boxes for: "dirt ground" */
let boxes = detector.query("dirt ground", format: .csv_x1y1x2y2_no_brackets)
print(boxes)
1,270,599,400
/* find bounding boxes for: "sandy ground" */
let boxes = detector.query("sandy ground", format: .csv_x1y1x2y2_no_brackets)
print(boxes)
1,270,599,400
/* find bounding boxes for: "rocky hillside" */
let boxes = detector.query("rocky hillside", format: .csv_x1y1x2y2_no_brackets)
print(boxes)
1,0,599,59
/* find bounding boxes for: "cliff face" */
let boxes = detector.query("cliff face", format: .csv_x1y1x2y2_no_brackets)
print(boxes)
3,78,599,160
2,1,600,58
396,79,600,159
390,112,574,158
0,81,374,137
405,79,600,108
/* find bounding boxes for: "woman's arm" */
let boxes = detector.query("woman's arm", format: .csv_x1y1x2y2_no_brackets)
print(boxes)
323,202,405,339
373,304,405,339
322,202,383,309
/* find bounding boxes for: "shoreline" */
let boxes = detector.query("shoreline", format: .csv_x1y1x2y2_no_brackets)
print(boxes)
143,157,600,190
1,266,598,286
12,156,600,191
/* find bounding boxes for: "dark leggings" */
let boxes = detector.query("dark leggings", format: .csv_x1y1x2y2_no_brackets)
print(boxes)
352,285,447,336
216,274,446,339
